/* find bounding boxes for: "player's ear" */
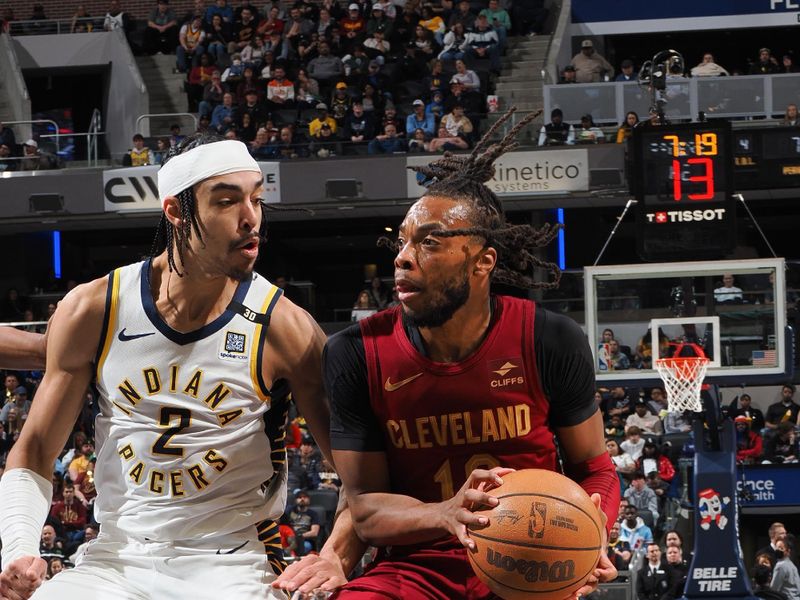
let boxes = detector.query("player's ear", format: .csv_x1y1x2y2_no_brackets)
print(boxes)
163,196,182,226
474,246,497,276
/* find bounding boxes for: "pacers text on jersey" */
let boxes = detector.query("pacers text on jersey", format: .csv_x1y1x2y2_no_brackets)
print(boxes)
385,404,531,449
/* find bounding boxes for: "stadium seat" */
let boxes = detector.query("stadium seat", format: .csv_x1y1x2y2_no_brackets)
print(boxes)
306,488,340,520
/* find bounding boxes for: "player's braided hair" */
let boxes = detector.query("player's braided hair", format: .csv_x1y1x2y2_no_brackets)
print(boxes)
149,132,222,276
407,107,561,290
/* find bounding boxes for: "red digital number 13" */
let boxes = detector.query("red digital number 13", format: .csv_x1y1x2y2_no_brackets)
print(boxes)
672,157,715,201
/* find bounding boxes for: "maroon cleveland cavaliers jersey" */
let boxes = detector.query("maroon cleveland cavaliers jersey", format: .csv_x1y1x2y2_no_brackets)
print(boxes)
359,295,557,503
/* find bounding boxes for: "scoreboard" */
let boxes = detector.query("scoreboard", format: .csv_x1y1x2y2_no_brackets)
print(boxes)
632,122,735,261
733,127,800,189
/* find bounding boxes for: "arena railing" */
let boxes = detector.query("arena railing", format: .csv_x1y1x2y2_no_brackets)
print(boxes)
3,112,106,166
544,73,800,125
6,18,98,37
136,113,199,139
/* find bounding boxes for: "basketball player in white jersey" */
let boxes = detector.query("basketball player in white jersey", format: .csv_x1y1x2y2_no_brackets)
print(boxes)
0,134,360,600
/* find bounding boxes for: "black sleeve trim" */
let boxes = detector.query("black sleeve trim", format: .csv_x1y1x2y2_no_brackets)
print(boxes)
534,305,599,428
324,324,386,452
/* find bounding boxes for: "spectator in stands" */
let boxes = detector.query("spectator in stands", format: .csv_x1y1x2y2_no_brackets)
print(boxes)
343,100,375,150
0,143,15,173
451,59,481,93
205,0,234,24
360,82,384,114
607,386,634,421
0,386,30,424
626,400,662,435
241,35,267,70
228,6,260,55
426,90,446,121
663,546,688,599
771,540,800,600
309,103,337,136
205,13,232,64
691,52,730,77
427,125,468,152
295,68,321,107
714,273,743,303
448,0,474,30
366,3,393,38
559,64,577,83
735,415,763,464
538,108,575,146
411,24,438,61
187,55,216,111
50,482,88,544
638,440,674,482
210,91,236,132
731,393,766,432
619,504,654,554
750,47,781,75
576,113,605,143
0,121,16,154
257,5,284,37
764,421,798,464
46,557,65,580
607,438,637,481
249,126,274,159
572,39,614,83
601,339,628,370
607,521,631,571
309,123,339,157
351,289,378,320
341,3,366,52
266,65,295,109
308,40,345,93
221,53,245,83
288,491,321,556
439,22,466,61
418,5,445,46
479,0,510,49
645,386,667,417
198,68,228,117
781,104,799,126
40,525,65,559
464,15,501,74
363,26,391,61
766,385,800,430
176,14,206,73
71,5,93,33
283,6,313,48
781,54,798,73
444,78,478,114
440,104,472,138
405,99,436,137
236,112,257,142
144,0,179,55
19,139,58,171
614,59,637,82
380,103,403,134
103,0,130,34
621,425,645,460
616,111,639,143
663,404,692,434
757,523,788,564
637,543,670,600
753,565,786,600
368,122,406,154
625,471,660,526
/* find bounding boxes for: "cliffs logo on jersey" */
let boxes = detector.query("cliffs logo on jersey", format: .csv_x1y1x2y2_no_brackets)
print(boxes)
489,357,526,391
219,331,248,362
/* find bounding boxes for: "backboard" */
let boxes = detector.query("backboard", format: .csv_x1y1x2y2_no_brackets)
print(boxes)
585,258,792,386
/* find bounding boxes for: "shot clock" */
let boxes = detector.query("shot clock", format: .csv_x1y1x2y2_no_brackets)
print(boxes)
632,122,735,261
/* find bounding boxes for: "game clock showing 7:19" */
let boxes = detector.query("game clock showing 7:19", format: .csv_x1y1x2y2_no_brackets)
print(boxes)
633,122,735,261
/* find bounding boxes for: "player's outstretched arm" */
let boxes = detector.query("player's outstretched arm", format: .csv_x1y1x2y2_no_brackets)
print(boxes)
0,327,46,370
0,279,106,600
333,448,510,548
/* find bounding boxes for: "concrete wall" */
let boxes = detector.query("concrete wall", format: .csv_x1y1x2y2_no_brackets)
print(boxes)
12,31,148,157
0,34,32,139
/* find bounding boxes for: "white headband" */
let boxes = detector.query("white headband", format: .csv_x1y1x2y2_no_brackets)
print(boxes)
157,140,261,208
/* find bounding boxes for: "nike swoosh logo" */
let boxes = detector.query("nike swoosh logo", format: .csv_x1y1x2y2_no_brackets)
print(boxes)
216,540,248,555
384,372,423,392
117,328,156,342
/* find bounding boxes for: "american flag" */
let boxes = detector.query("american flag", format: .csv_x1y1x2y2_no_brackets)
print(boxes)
752,350,777,366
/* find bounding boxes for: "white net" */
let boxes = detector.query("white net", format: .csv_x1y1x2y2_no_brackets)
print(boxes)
655,356,709,413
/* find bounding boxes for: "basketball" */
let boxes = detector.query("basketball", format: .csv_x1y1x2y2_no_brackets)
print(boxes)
467,469,603,600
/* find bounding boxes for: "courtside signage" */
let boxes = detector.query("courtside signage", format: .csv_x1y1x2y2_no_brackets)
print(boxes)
406,149,589,199
103,163,281,212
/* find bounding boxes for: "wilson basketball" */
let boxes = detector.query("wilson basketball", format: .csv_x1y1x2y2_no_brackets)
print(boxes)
467,469,603,600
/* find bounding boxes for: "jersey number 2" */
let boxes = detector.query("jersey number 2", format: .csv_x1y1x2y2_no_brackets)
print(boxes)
153,407,191,456
433,453,500,500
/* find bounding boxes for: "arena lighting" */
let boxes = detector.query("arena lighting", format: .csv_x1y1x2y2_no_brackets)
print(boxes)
384,226,392,232
556,208,565,270
29,193,65,213
52,231,61,279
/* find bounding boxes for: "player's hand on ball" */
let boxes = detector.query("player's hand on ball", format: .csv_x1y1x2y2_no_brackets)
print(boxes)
272,553,347,597
571,493,617,599
0,555,47,600
444,466,515,550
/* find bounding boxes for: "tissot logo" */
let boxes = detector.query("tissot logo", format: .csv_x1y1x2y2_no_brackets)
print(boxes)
646,208,726,224
104,174,159,204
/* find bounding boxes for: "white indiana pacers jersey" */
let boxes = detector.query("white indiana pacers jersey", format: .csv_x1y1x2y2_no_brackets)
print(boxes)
93,260,288,542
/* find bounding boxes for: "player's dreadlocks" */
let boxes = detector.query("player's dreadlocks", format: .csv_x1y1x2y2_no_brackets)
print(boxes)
407,107,561,290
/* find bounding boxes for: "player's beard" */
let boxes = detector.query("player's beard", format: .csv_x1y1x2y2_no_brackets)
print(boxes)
404,262,470,328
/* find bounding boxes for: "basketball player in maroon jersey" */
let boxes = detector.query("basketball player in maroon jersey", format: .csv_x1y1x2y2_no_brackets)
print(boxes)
324,110,620,599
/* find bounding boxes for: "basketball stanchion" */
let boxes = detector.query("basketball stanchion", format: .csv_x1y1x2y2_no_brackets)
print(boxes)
656,345,758,600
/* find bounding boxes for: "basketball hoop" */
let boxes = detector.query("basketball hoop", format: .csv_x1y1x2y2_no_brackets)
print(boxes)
655,343,709,413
